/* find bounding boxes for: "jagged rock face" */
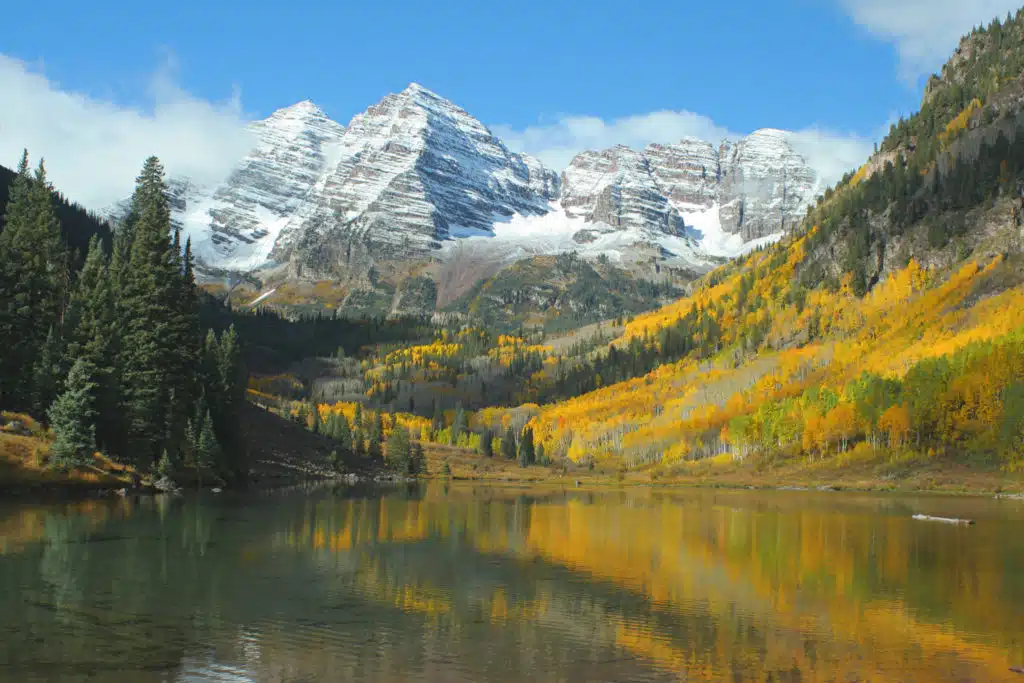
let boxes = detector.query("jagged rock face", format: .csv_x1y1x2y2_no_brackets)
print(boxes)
718,129,819,241
181,102,347,271
296,84,560,262
560,145,687,237
560,130,820,243
644,138,720,209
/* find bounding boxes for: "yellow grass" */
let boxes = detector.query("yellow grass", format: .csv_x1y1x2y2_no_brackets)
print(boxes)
0,413,137,489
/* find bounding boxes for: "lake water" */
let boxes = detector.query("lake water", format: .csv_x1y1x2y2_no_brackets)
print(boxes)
1,483,1023,682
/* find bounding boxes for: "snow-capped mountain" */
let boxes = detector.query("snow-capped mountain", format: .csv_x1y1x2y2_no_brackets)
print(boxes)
111,83,821,277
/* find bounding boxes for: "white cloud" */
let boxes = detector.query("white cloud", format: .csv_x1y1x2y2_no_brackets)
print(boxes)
840,0,1020,80
788,128,875,189
493,110,733,173
495,111,874,190
0,54,254,211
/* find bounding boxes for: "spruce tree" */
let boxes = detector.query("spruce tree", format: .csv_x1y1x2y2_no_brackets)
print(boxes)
32,327,62,417
119,157,178,468
520,426,535,465
48,357,98,469
386,423,411,472
352,426,365,458
409,442,426,475
452,402,467,440
367,412,384,463
336,412,353,456
197,410,223,483
479,429,493,458
502,426,517,460
165,235,202,465
431,401,444,434
0,153,67,412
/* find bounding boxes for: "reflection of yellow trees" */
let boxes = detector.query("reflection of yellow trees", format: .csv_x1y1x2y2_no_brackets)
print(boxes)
0,499,133,555
279,490,1023,681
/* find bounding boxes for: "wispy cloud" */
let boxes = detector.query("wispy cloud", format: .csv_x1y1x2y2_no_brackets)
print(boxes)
0,54,254,211
495,111,874,190
839,0,1020,80
493,110,733,174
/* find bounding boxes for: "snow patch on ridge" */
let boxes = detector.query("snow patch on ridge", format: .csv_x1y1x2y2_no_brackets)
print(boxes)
676,202,783,259
444,202,716,269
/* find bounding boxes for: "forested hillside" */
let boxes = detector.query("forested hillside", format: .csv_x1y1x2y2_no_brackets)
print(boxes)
503,12,1024,475
0,163,113,269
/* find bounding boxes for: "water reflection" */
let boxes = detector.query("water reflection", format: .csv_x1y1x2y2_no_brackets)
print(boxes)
1,485,1022,682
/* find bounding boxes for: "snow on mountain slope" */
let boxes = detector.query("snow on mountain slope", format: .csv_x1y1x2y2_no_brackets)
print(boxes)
181,101,347,271
293,83,560,255
444,202,713,270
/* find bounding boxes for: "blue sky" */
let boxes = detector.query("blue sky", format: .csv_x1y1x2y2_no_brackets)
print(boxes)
0,0,1018,207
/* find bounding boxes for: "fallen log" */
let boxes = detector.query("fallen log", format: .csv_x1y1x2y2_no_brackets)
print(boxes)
912,514,975,525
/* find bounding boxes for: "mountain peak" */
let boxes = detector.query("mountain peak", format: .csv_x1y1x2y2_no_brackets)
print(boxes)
269,99,329,120
397,82,445,102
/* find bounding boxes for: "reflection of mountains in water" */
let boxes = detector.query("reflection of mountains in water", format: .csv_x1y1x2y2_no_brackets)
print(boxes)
0,486,1021,683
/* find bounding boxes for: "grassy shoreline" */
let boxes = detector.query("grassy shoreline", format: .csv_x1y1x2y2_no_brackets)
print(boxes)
4,418,1022,499
423,443,1024,496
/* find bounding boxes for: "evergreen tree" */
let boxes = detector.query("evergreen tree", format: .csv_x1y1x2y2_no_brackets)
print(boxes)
197,410,223,482
47,357,98,469
386,423,411,472
479,429,494,458
209,325,245,478
157,449,176,480
165,236,202,461
353,402,364,431
501,426,517,460
31,327,62,417
409,442,426,475
518,426,535,468
118,157,179,468
431,400,444,433
452,402,468,440
367,412,384,463
0,153,68,412
335,412,353,456
352,426,365,458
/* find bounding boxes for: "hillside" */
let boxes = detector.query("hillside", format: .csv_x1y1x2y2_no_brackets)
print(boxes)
273,11,1024,490
493,12,1024,481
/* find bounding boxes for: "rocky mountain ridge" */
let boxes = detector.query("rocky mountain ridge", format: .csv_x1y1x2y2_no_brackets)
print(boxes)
105,84,824,307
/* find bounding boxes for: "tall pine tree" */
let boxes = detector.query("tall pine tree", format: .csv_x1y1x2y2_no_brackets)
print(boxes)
119,157,180,467
0,153,67,411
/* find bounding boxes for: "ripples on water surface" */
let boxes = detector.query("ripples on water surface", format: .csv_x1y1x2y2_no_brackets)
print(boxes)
1,484,1023,682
